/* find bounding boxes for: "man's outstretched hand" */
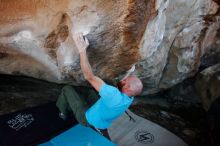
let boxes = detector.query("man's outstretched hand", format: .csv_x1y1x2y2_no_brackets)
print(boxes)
73,32,104,92
73,33,89,53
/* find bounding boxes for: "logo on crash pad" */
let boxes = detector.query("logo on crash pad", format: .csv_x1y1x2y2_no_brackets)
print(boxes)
7,113,34,131
135,130,154,144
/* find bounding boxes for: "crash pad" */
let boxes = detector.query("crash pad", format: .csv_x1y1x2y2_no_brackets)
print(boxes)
39,124,116,146
0,102,76,146
39,110,188,146
0,102,188,146
108,110,188,146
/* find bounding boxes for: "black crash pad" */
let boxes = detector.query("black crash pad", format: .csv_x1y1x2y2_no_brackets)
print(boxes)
0,102,77,146
208,97,220,146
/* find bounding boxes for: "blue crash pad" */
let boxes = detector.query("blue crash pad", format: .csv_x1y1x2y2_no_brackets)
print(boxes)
39,124,117,146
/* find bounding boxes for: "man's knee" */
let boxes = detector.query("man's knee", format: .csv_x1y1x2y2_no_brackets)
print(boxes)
62,85,74,93
61,85,79,100
56,85,75,114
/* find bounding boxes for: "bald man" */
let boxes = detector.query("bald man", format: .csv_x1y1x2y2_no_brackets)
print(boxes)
56,33,143,139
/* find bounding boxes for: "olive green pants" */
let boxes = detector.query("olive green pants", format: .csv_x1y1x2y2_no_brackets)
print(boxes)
56,85,99,126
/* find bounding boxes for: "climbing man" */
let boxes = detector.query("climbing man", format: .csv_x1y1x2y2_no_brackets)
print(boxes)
56,33,143,139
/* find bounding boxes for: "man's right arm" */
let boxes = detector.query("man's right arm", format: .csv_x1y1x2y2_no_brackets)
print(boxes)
79,51,104,92
73,33,104,92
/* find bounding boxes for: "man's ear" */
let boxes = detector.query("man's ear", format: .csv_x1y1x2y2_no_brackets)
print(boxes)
125,84,131,90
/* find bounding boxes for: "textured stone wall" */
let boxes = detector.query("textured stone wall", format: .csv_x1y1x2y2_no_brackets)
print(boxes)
195,63,220,110
0,0,219,94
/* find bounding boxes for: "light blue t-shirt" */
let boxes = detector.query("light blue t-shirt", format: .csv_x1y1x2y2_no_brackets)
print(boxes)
85,83,133,129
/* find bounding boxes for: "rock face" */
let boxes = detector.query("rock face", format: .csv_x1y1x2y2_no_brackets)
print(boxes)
0,0,219,94
195,63,220,111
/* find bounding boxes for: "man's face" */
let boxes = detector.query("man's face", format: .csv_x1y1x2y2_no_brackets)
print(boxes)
117,78,130,92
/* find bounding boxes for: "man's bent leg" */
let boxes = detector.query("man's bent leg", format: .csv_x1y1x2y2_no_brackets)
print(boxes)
56,86,70,116
62,85,89,126
56,85,89,126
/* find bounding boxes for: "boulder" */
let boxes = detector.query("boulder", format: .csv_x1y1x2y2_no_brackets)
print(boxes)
0,0,219,94
195,63,220,111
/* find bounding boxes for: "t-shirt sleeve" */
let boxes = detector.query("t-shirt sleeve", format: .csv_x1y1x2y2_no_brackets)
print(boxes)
99,83,123,107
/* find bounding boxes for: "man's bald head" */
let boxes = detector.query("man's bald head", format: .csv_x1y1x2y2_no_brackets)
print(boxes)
118,75,143,97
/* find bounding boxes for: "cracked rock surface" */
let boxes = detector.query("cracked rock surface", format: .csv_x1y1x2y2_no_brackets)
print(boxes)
0,0,219,94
